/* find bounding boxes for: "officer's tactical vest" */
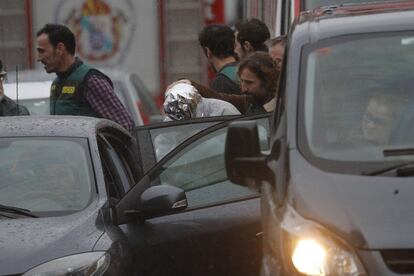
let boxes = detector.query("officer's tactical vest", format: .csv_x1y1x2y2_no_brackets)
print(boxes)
50,63,110,116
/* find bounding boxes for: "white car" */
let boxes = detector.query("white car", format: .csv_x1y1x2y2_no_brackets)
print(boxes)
4,68,162,125
4,81,51,115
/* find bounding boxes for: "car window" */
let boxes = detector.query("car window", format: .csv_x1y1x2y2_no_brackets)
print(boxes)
150,121,223,161
0,137,94,213
299,32,414,173
98,138,130,200
149,117,270,208
98,133,141,197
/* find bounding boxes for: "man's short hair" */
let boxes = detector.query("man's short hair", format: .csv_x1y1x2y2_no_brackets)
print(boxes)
198,24,235,59
36,24,76,55
235,18,271,52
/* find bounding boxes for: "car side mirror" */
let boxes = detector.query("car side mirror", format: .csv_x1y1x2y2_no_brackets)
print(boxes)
135,185,187,220
225,121,274,190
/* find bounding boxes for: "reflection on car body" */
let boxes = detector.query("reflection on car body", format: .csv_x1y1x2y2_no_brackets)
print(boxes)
226,2,414,276
0,113,269,275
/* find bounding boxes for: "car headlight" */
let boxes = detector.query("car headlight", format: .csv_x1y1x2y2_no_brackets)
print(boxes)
281,205,366,276
22,252,110,276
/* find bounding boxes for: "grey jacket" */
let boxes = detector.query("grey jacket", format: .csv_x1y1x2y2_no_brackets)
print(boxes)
0,96,30,116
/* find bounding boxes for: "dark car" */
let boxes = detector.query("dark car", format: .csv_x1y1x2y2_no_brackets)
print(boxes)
226,2,414,275
0,114,269,276
279,0,412,35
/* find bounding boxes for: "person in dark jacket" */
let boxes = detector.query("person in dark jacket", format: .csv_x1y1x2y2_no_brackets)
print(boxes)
36,23,134,130
181,52,279,114
0,60,30,116
198,24,241,94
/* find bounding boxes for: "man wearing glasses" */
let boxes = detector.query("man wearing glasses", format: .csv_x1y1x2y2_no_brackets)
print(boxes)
348,93,405,145
0,60,29,116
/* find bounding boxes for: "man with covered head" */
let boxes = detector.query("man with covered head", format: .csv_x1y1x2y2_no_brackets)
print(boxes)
163,83,240,121
154,83,240,159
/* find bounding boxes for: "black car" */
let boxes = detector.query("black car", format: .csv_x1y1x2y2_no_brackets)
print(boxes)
0,114,270,276
226,2,414,275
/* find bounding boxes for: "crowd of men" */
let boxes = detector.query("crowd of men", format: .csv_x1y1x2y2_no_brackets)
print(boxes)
164,18,287,120
0,18,288,128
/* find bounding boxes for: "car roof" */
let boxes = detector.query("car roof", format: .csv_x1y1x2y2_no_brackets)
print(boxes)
294,1,414,42
0,116,128,138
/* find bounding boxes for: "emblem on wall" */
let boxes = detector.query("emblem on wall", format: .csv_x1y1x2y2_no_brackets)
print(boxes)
55,0,136,65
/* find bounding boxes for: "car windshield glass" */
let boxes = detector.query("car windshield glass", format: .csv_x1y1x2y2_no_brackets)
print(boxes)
151,121,219,161
304,0,404,10
300,33,414,169
0,138,94,214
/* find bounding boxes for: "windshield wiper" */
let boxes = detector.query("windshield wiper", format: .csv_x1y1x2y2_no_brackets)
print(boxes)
363,148,414,176
0,204,37,218
363,161,414,176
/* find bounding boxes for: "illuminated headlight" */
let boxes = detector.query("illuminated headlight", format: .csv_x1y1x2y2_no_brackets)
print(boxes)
281,205,366,276
22,252,110,276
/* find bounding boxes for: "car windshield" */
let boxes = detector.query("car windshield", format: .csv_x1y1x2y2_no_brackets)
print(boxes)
304,0,404,10
0,138,94,214
300,32,414,172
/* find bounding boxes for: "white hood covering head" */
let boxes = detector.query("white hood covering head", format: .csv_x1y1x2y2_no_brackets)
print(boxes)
164,83,202,120
163,83,240,121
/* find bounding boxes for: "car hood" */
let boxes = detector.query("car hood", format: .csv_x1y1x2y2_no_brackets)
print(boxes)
289,149,414,250
0,202,104,275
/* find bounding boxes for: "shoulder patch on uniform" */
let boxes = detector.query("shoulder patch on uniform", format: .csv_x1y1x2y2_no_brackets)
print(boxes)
51,84,56,91
62,86,76,94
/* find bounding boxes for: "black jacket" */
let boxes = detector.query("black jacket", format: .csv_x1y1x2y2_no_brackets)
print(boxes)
0,96,30,116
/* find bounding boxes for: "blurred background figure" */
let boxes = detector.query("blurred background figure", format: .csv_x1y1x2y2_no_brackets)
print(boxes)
234,18,270,60
198,25,241,94
0,60,29,116
267,35,287,68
